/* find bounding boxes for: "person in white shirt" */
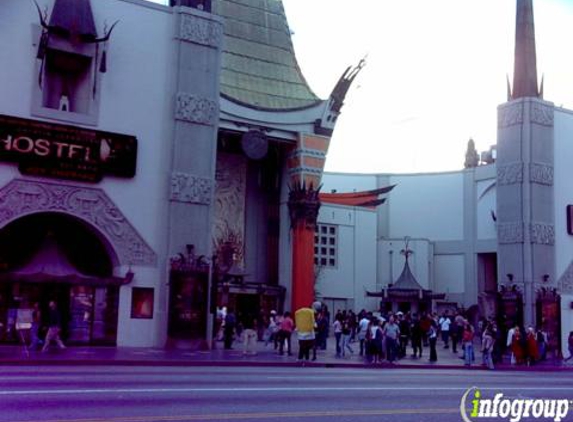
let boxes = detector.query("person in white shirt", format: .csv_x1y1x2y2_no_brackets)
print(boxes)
333,315,343,358
438,312,451,349
357,314,371,356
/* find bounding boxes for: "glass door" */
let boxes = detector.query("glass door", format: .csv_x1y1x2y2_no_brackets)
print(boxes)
68,285,94,344
91,286,119,345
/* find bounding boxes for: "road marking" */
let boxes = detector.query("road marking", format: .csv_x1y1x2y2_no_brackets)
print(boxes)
11,408,460,422
2,385,573,396
265,371,512,379
0,387,463,396
265,375,380,380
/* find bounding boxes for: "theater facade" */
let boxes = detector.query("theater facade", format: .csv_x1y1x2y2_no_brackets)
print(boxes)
0,0,355,347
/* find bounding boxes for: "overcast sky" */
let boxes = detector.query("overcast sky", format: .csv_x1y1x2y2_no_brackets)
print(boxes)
150,0,573,174
282,0,573,174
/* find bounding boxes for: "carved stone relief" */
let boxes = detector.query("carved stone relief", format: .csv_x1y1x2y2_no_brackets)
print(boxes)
175,92,218,126
529,163,554,186
497,163,523,185
212,153,247,265
0,179,157,266
530,102,554,127
498,222,524,244
558,261,573,294
170,172,212,205
530,223,555,245
179,13,223,48
288,182,321,230
498,103,523,128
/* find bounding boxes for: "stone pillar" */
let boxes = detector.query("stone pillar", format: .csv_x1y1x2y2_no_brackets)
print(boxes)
496,98,555,327
167,7,223,345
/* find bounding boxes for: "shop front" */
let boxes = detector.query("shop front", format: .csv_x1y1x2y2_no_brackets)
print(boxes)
0,212,132,345
0,282,120,345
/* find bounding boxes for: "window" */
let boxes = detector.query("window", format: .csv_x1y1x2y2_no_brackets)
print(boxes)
314,224,337,268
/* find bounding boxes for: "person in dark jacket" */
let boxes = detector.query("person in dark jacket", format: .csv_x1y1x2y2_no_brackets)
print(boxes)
41,301,66,352
223,309,236,350
398,312,410,359
428,320,438,362
410,314,423,359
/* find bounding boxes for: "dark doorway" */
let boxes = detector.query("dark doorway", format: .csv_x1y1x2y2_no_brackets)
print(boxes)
235,294,259,321
536,291,561,358
398,302,411,314
168,271,208,340
478,253,498,320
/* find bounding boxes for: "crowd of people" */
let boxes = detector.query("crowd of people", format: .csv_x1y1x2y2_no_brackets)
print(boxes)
216,305,561,368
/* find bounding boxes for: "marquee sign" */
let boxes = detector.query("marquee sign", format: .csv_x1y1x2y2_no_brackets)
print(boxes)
0,115,137,183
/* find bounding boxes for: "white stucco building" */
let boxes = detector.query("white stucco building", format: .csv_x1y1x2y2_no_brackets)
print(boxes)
317,165,497,316
315,0,573,359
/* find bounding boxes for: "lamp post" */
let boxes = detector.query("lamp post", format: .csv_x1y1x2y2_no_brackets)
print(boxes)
205,256,214,350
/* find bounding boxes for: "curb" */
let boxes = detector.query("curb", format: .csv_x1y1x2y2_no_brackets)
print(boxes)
0,358,570,372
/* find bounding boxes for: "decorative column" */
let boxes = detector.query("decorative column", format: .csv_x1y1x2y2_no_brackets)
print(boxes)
288,182,320,312
496,0,555,328
496,99,555,328
168,7,223,348
170,7,223,256
287,134,329,311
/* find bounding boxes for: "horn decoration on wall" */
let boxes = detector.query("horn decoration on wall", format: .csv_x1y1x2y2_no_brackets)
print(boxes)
32,0,119,95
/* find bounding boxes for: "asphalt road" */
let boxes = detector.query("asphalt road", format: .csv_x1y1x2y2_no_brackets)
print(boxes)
1,365,573,422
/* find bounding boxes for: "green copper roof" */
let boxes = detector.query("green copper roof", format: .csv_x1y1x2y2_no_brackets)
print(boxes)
212,0,322,111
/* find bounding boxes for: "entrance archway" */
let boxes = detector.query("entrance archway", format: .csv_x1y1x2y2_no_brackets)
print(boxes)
0,179,156,267
0,212,125,345
0,212,117,275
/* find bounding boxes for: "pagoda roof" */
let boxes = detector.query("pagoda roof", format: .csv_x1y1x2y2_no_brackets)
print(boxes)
391,259,424,291
213,0,322,111
47,0,98,42
365,253,445,300
320,185,396,209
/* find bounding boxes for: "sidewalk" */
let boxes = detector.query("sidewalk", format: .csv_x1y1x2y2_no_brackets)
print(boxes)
0,337,570,371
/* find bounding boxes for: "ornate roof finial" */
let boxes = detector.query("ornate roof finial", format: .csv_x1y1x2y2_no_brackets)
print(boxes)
511,0,539,99
400,236,413,262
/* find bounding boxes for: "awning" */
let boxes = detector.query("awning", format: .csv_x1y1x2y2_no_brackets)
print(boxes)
0,233,133,286
365,289,446,300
